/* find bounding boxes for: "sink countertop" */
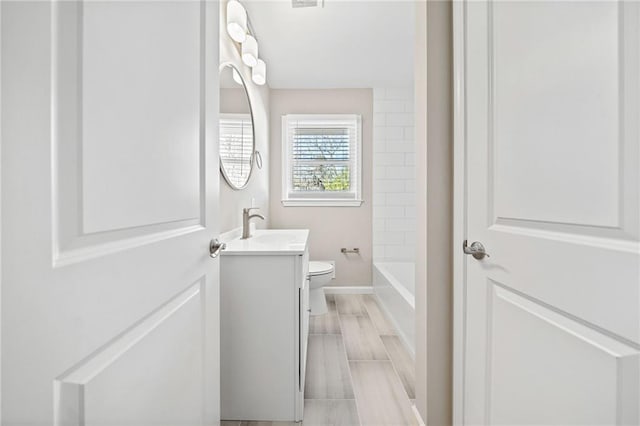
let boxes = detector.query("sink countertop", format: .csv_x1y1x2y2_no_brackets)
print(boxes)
221,229,310,256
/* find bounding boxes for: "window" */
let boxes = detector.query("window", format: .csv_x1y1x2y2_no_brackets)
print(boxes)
220,113,253,188
282,114,363,206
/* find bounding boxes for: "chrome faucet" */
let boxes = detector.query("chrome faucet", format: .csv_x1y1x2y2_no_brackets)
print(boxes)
242,207,265,239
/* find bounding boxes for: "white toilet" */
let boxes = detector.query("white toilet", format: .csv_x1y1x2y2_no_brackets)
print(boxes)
308,261,335,316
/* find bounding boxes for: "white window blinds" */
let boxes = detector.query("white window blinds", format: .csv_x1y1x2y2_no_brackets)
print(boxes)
282,114,362,206
220,113,253,188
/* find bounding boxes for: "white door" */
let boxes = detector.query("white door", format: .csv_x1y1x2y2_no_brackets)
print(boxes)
456,1,640,425
2,1,220,425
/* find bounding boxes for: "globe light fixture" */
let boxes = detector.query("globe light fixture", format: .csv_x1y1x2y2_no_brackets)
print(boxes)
242,35,259,67
252,59,266,85
226,0,247,43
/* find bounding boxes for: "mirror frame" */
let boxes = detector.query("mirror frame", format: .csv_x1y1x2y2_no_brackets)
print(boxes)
219,62,257,190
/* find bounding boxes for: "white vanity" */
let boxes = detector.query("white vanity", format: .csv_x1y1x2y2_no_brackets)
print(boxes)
220,229,310,422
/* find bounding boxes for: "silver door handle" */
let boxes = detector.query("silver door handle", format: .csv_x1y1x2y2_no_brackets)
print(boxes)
209,239,226,258
463,240,489,260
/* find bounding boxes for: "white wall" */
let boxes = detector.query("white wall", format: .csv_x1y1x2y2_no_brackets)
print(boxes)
219,0,270,232
269,89,373,286
372,88,415,262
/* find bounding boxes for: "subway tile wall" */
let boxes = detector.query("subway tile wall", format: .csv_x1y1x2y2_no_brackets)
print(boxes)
372,88,416,261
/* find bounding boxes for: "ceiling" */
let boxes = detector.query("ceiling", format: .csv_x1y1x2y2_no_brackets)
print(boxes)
242,0,415,89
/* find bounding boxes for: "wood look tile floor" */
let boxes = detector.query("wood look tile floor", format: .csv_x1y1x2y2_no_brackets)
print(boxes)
305,335,354,399
224,294,416,426
309,298,341,334
340,315,389,361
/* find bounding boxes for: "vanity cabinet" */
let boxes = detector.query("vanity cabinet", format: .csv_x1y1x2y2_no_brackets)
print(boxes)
220,230,310,422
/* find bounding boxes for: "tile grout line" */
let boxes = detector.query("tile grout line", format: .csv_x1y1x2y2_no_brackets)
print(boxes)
339,294,414,425
362,294,398,337
303,398,358,401
363,295,416,406
335,295,365,426
307,295,414,425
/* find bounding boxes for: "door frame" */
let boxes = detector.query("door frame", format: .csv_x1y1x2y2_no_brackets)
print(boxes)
452,1,467,425
0,3,3,420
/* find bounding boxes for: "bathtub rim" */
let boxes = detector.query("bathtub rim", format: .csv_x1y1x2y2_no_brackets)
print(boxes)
373,261,416,358
373,261,415,310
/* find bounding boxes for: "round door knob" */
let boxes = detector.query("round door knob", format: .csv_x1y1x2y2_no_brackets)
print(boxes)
462,240,489,260
209,239,226,258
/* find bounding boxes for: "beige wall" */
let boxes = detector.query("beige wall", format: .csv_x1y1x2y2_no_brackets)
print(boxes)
415,1,428,419
415,1,453,425
219,0,270,232
220,88,251,114
269,89,373,286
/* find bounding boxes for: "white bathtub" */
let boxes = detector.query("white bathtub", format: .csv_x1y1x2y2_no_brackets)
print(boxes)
373,262,415,357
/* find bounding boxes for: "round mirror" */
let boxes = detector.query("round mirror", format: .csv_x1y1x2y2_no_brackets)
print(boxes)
219,63,255,189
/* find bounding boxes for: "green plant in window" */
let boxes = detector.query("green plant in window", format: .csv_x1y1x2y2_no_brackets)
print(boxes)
292,165,350,192
323,167,350,191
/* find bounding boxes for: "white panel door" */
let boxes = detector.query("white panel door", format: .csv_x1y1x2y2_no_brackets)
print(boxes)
457,1,640,425
1,1,220,425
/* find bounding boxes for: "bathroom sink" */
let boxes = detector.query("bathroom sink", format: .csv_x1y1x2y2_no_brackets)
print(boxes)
250,233,298,246
221,229,309,255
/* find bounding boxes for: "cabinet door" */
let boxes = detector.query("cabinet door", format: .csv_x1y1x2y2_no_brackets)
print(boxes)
301,250,310,391
300,277,310,386
296,250,310,420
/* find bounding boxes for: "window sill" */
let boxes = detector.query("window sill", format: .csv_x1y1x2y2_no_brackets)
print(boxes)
281,199,363,207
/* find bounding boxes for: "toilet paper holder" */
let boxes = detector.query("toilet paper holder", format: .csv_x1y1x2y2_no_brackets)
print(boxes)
340,248,360,254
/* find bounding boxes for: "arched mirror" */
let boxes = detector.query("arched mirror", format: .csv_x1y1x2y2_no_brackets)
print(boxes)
219,63,255,189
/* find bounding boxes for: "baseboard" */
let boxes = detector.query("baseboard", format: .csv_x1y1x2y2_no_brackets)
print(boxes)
323,286,374,294
412,404,426,426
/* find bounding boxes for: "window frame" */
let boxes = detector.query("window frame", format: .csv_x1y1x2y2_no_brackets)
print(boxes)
281,114,363,207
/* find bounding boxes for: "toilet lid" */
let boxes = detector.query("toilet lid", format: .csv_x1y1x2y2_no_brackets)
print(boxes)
309,261,334,276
